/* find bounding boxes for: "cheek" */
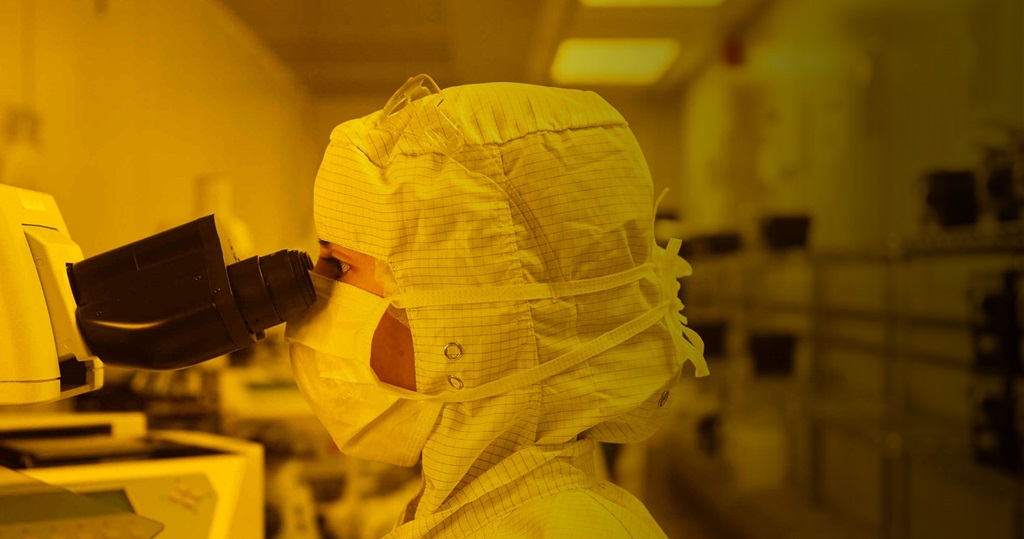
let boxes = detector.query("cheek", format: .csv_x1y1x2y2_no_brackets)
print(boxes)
369,311,416,391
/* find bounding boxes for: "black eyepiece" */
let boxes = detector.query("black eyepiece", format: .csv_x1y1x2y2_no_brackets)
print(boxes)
227,250,315,335
69,216,316,370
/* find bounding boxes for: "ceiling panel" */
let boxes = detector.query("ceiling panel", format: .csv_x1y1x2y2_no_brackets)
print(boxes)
217,0,770,98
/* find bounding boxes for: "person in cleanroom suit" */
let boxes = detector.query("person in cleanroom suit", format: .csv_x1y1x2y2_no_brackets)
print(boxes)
284,74,709,539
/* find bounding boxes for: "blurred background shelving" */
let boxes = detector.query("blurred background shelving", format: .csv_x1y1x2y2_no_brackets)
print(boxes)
662,227,1023,539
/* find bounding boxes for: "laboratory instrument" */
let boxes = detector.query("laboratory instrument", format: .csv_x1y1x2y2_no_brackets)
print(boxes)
0,412,263,539
0,183,316,405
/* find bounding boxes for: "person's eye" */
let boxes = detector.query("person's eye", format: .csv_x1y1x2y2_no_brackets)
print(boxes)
324,257,351,273
316,256,351,280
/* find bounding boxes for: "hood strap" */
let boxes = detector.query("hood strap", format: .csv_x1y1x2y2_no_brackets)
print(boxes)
427,297,677,403
655,238,709,377
390,262,657,309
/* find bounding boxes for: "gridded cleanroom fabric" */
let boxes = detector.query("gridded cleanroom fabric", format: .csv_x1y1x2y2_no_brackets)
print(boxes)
311,79,704,538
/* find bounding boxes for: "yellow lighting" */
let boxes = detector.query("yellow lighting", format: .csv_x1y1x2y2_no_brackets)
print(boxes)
550,39,680,85
580,0,724,7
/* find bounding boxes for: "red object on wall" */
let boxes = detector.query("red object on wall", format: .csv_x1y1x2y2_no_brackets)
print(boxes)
723,38,745,66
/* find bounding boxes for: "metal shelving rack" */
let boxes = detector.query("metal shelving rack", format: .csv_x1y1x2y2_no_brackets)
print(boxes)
671,225,1024,539
887,226,1023,539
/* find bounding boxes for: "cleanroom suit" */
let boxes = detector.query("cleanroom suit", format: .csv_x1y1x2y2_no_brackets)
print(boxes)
286,75,709,539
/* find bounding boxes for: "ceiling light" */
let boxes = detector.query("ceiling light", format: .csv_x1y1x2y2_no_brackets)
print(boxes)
580,0,725,7
550,38,680,85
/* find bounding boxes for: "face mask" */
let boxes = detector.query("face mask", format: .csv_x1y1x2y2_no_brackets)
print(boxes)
285,273,441,467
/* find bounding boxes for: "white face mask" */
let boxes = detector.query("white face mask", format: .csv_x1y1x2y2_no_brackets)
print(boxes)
284,273,440,467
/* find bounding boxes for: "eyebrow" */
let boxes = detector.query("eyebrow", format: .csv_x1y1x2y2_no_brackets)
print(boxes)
318,239,331,248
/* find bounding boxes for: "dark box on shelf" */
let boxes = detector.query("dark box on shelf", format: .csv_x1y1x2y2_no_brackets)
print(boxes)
748,333,797,376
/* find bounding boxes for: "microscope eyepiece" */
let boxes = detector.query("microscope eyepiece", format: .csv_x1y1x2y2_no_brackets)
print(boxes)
226,250,315,335
68,216,316,370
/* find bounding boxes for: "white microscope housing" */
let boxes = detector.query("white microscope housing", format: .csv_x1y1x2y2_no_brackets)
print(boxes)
1,183,315,406
0,184,101,404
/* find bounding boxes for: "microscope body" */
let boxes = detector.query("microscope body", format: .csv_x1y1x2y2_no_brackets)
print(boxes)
0,184,100,404
0,184,314,405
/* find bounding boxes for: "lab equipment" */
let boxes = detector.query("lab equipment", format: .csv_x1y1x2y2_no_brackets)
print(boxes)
69,214,315,370
748,332,798,377
0,183,316,405
678,232,743,258
969,270,1022,475
924,170,978,227
1,184,101,404
760,214,811,250
0,465,164,538
687,321,726,359
0,412,264,538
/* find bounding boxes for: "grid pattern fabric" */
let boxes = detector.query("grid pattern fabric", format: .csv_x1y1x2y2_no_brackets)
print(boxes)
312,80,695,538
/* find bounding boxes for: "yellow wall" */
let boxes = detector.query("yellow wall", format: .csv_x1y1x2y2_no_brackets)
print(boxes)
0,0,321,258
310,95,386,150
678,0,1023,250
671,0,1023,536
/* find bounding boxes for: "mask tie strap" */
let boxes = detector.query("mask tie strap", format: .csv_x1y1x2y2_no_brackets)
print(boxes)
433,299,675,403
653,238,709,377
378,297,675,404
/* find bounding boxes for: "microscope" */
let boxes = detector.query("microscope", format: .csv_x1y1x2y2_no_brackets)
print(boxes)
0,183,316,405
0,183,318,537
